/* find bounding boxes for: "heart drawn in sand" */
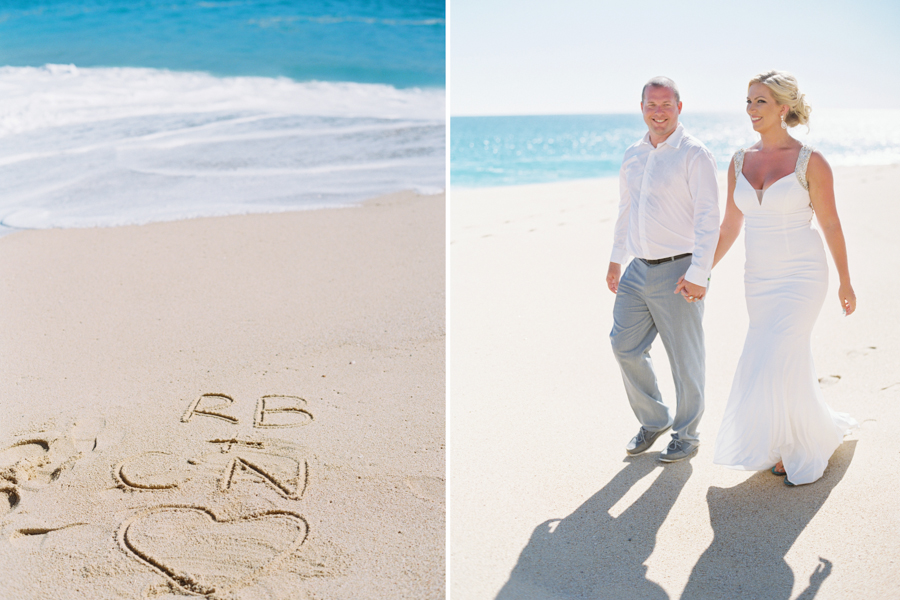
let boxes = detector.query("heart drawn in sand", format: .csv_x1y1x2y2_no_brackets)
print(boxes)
119,506,308,597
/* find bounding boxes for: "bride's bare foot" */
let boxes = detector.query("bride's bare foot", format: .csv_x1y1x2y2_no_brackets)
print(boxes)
771,461,787,476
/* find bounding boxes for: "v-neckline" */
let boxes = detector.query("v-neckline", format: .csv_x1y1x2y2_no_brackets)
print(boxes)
740,171,793,205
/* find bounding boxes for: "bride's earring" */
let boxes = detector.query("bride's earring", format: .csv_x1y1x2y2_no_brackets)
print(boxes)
780,114,787,129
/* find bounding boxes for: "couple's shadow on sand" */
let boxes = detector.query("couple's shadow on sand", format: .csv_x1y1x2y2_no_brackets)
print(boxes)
496,441,855,600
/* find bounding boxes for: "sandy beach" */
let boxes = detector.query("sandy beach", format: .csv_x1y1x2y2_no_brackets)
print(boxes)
0,191,444,599
449,166,900,599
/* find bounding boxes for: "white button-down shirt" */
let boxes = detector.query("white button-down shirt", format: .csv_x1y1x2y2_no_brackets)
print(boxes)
611,122,720,287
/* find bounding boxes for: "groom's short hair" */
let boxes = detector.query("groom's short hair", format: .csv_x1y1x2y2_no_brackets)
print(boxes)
642,76,680,103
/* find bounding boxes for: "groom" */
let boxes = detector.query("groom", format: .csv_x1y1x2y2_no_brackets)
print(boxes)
606,76,720,462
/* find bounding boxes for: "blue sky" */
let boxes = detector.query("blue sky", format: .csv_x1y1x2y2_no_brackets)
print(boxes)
450,0,900,115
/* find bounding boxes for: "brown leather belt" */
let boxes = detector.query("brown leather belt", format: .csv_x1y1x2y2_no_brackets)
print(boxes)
643,253,692,265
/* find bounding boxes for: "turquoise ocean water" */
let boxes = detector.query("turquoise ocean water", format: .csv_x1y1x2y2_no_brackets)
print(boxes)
451,111,900,188
0,0,445,233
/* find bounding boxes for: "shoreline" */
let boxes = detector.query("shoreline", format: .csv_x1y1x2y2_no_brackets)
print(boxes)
451,163,900,193
450,175,618,193
0,190,445,599
0,188,445,239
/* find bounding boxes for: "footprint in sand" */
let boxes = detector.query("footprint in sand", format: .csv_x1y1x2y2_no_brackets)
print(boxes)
847,346,877,358
0,419,125,516
119,506,308,598
70,416,123,454
0,439,50,468
0,439,57,488
404,476,445,503
0,439,57,517
818,375,841,387
0,487,20,517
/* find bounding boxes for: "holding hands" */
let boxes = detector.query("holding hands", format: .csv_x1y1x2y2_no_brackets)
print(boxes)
608,265,707,304
675,275,705,303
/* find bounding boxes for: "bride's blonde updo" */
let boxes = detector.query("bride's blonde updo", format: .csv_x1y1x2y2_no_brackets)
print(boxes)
749,70,811,128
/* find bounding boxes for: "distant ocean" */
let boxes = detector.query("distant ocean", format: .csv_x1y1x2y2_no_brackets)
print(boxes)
451,111,900,188
0,0,445,234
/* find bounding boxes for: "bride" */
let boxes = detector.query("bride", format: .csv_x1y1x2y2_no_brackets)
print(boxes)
707,70,857,486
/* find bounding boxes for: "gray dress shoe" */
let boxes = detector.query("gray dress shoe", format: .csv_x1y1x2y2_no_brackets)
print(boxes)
658,438,698,462
625,425,672,455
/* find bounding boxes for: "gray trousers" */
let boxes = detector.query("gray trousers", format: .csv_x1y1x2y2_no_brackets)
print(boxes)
610,256,705,445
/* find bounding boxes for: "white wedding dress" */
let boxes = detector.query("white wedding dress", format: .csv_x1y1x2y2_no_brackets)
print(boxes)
713,146,857,485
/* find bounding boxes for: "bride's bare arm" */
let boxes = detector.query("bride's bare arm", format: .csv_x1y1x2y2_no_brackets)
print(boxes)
712,158,744,269
808,152,856,315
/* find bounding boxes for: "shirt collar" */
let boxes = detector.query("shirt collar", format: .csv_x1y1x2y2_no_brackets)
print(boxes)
642,122,685,149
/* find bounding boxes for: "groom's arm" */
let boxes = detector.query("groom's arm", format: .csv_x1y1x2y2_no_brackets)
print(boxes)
683,148,720,288
608,159,633,293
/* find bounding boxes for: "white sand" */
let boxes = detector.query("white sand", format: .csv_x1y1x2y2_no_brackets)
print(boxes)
449,166,900,599
0,191,445,600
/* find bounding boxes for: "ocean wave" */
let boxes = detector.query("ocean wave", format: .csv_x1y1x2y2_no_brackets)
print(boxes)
0,65,444,232
247,15,445,27
0,65,444,136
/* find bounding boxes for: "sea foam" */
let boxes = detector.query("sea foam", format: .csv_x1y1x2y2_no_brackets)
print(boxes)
0,65,445,232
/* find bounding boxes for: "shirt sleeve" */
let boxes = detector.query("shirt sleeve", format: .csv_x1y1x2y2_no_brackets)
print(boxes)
683,148,720,287
610,158,632,265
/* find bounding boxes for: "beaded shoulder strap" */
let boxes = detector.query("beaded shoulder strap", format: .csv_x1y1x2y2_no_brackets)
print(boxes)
795,145,814,191
733,149,745,178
